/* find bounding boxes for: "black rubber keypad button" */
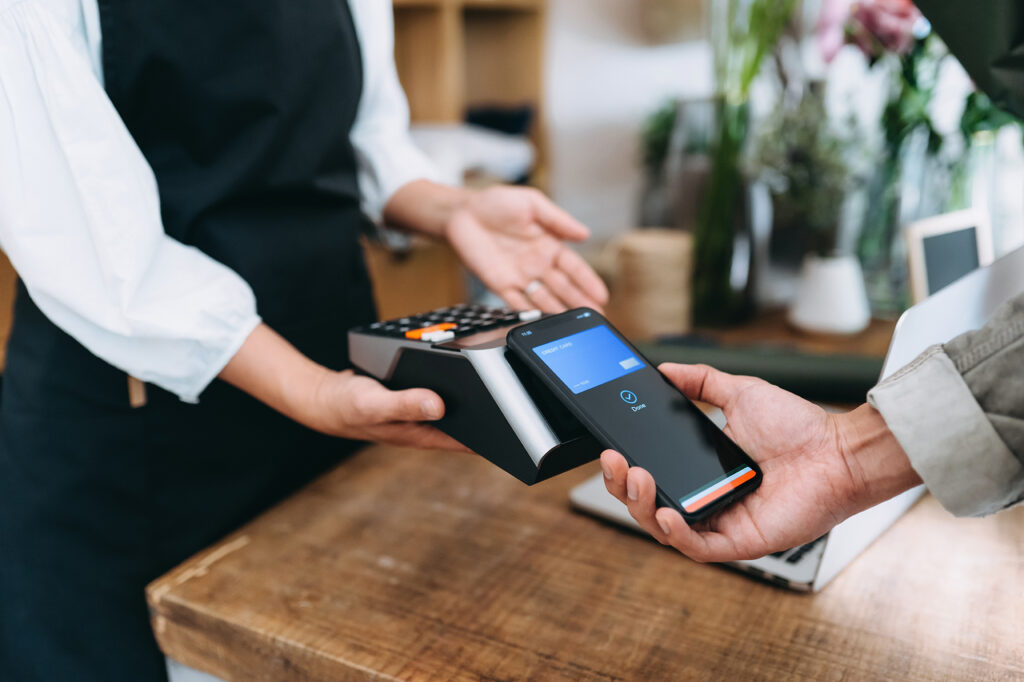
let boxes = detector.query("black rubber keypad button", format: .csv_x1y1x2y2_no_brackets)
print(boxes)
356,304,530,340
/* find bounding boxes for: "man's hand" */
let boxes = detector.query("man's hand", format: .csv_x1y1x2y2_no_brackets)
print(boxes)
220,323,467,452
383,180,609,313
444,186,609,312
600,363,921,562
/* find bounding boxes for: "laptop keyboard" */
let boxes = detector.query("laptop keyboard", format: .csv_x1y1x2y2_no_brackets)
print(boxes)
770,535,826,564
358,304,541,343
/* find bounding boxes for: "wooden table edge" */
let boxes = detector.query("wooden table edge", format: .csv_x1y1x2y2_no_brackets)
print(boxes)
147,534,405,682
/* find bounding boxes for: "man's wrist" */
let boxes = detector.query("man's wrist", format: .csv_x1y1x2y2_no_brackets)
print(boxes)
835,403,923,513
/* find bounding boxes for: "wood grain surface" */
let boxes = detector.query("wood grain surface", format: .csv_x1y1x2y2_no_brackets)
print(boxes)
700,310,897,358
148,445,1024,681
0,251,17,371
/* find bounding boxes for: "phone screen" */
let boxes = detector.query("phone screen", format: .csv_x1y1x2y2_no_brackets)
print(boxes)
511,311,760,518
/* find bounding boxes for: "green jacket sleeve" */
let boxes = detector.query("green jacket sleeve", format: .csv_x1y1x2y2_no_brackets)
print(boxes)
867,292,1024,517
915,0,1024,118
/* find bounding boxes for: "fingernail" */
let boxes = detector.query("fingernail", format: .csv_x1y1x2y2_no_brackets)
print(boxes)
657,515,671,536
422,400,442,420
601,460,612,480
626,477,638,501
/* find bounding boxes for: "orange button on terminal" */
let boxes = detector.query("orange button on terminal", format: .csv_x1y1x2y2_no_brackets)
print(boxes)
405,322,457,340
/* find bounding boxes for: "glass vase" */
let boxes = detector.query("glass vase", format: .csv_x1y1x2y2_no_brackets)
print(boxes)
857,153,903,313
691,98,755,326
857,127,936,315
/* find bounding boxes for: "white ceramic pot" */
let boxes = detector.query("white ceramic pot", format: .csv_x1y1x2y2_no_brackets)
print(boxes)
788,254,870,335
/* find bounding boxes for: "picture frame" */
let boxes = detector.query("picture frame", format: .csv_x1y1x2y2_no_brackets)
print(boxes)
905,209,994,303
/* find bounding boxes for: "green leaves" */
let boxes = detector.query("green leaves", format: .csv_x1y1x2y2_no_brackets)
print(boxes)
640,100,680,172
754,89,851,253
715,0,799,101
960,90,1022,141
880,34,944,154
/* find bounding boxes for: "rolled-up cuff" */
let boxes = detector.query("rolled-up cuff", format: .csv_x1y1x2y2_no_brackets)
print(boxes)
177,313,262,405
868,345,1024,517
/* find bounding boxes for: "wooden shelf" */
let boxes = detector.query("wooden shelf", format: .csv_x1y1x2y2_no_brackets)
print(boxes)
385,1,547,311
394,0,543,9
0,252,16,372
361,238,466,320
461,0,544,8
392,0,547,184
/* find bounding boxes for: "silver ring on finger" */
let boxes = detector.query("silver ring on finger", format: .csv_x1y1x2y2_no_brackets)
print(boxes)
523,279,543,297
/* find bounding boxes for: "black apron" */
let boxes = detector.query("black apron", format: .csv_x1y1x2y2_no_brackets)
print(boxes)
0,2,376,679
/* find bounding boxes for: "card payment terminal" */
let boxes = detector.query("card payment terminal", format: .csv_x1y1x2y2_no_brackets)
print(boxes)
348,304,601,484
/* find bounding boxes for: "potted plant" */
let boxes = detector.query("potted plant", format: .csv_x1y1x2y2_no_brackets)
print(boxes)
691,0,797,326
638,99,679,228
820,0,943,313
754,87,870,334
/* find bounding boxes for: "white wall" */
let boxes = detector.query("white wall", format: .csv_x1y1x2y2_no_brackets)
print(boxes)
545,0,712,240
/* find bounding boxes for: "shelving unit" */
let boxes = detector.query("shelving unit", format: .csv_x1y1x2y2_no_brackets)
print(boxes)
0,252,16,371
392,0,548,185
368,0,550,318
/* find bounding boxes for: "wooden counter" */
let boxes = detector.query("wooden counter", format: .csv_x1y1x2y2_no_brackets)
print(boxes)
148,444,1024,681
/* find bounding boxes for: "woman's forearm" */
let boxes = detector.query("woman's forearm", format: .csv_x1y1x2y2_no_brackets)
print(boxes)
216,322,458,450
218,322,332,429
381,179,470,238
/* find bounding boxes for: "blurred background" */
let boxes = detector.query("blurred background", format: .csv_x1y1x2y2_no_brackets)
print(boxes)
346,0,1024,406
375,0,1022,315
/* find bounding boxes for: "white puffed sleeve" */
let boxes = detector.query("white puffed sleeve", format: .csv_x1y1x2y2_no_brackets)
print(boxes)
0,0,261,403
348,0,442,223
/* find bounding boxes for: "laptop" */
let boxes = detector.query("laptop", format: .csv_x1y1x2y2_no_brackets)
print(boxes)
570,245,1024,591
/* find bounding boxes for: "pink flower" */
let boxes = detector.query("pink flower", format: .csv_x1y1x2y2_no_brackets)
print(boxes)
819,0,923,63
819,0,856,63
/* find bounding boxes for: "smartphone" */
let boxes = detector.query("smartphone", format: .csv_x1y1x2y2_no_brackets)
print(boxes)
507,308,761,522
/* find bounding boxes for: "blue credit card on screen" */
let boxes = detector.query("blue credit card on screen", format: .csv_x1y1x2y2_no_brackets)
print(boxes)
532,325,645,394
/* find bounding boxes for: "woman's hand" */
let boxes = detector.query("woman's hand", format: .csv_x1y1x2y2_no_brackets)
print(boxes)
220,323,467,451
444,186,609,312
303,369,468,450
600,363,921,562
383,180,609,313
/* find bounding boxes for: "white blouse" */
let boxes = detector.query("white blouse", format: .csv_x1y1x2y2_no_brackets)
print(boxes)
0,0,437,402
